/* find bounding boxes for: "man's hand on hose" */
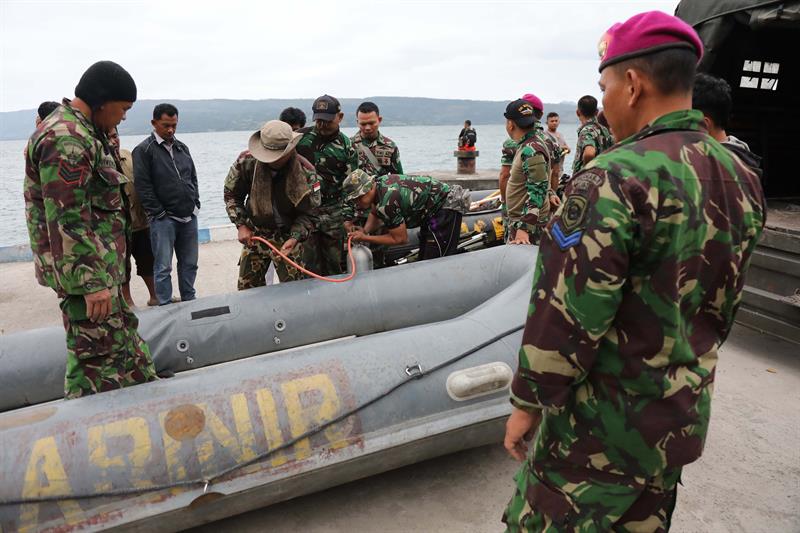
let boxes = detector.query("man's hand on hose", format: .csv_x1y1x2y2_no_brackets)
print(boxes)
237,225,253,245
84,288,112,323
504,407,543,461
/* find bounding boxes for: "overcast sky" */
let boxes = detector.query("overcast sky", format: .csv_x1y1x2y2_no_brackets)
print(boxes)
0,0,678,112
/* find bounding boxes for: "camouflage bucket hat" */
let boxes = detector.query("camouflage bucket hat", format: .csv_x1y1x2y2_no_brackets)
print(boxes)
343,169,375,202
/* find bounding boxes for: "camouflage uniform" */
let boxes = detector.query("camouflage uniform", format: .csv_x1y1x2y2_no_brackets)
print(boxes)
351,131,403,176
23,99,157,398
501,137,520,167
224,151,320,289
349,131,404,266
296,127,357,275
572,117,614,175
504,130,552,244
503,109,766,531
536,123,563,210
499,138,519,241
373,174,450,228
371,174,464,260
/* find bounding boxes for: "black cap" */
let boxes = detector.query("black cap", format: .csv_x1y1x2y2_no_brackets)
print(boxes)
75,61,137,108
504,99,536,128
312,94,341,121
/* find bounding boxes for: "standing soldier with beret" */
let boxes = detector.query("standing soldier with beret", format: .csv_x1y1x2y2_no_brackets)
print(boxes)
23,61,158,399
502,11,766,531
224,120,320,289
296,94,358,276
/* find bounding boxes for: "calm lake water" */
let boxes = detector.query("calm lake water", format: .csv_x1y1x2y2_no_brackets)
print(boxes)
0,124,578,247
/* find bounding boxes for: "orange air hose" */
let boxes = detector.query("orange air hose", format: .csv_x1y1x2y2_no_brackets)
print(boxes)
250,234,357,283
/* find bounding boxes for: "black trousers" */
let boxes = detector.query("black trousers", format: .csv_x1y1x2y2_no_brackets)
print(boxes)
418,208,462,260
125,228,155,282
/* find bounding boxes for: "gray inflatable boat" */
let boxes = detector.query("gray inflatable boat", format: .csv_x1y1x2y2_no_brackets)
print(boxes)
0,245,536,532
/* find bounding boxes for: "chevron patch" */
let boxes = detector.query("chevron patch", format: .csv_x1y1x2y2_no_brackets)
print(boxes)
551,221,583,251
57,159,89,185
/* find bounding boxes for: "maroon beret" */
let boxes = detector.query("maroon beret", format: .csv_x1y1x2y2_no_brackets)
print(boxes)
598,11,703,72
521,93,543,112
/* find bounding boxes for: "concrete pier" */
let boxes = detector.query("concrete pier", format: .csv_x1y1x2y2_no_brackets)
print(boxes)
453,149,479,174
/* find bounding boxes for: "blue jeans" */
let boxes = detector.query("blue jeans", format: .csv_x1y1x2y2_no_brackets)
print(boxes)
149,215,198,305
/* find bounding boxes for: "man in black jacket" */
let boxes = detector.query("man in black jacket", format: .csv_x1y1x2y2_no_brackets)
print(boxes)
133,103,200,305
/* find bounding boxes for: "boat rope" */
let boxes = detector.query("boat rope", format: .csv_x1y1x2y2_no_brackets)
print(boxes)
250,234,357,283
0,323,524,506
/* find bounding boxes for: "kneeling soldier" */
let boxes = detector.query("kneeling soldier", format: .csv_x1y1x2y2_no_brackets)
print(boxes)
344,170,469,260
224,120,320,289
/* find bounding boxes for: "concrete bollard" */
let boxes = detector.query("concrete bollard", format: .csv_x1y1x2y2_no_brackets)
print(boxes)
454,150,479,174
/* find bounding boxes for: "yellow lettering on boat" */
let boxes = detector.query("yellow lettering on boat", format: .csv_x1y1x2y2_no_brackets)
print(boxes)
19,436,83,532
197,394,257,473
88,417,153,491
281,373,351,459
255,388,289,467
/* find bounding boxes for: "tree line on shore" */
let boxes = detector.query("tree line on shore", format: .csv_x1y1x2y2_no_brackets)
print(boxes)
0,97,578,141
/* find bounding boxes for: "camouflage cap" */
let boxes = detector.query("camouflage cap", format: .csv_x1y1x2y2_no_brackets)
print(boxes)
342,169,375,202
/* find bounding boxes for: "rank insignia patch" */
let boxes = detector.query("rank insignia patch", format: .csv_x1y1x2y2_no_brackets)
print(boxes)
57,160,89,185
552,221,583,251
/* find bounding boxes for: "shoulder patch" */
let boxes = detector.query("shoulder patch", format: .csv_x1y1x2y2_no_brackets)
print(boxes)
571,170,604,193
551,169,605,250
552,195,587,250
560,194,588,234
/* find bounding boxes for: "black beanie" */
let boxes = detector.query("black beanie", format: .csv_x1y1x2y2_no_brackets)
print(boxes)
74,61,137,107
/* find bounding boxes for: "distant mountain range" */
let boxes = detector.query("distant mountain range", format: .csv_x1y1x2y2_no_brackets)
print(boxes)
0,97,578,141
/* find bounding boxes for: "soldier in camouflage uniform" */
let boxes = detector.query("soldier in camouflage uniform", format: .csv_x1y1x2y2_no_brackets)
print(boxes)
224,120,320,289
498,137,518,241
344,170,468,260
503,99,553,246
23,61,157,399
502,12,766,531
296,95,358,276
571,94,615,176
351,101,403,177
348,101,404,267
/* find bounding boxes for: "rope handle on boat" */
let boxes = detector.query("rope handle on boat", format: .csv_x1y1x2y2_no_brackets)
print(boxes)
0,324,524,506
249,234,357,283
